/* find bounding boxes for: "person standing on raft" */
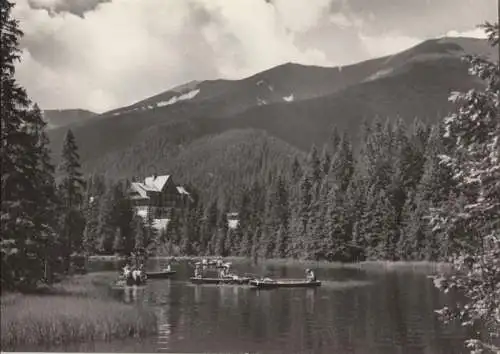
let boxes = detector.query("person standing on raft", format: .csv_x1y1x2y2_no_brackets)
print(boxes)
305,269,316,282
194,264,202,278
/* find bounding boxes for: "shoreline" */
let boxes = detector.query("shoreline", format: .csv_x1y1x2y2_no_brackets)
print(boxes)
89,255,451,273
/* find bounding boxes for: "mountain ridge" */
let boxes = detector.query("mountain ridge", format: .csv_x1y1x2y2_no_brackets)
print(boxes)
46,36,494,182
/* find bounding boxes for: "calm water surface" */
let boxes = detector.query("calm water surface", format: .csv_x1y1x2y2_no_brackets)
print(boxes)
60,260,466,353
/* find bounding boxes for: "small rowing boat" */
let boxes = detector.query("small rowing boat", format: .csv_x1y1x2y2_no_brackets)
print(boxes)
249,279,322,289
146,270,176,279
189,276,252,285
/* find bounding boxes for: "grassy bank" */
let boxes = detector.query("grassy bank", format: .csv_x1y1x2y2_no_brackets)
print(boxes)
0,272,157,351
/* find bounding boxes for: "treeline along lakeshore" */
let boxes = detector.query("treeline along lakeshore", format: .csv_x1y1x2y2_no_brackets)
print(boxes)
81,117,464,264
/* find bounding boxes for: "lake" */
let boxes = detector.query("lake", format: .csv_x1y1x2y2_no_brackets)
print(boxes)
58,260,466,353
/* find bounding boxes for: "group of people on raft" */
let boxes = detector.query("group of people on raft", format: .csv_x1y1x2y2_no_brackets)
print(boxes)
193,259,236,279
120,263,147,286
192,258,317,282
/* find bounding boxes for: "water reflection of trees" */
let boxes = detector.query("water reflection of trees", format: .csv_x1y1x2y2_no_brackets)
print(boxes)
239,271,467,354
113,266,469,353
318,272,466,354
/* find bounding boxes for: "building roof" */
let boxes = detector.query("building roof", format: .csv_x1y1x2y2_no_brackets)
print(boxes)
144,175,170,191
129,175,190,198
130,182,150,199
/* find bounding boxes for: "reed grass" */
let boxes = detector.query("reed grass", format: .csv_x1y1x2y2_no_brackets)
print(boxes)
0,272,157,351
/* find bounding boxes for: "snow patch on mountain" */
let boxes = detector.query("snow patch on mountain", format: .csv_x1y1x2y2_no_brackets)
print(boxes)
364,68,394,82
157,89,200,107
169,80,200,94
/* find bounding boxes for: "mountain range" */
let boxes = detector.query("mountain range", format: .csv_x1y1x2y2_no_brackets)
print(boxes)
45,36,497,191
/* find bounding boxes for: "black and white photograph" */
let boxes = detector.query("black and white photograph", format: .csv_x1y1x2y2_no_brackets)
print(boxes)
1,0,499,353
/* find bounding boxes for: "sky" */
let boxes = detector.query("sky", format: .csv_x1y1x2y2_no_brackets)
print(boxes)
12,0,497,113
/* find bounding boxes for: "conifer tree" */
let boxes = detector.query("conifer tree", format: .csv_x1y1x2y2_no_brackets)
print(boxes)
34,106,60,281
239,228,253,257
273,223,288,259
329,133,354,191
350,222,365,261
112,182,135,256
180,206,197,255
166,207,181,249
57,129,86,272
214,201,229,256
95,188,115,254
323,188,350,261
250,227,261,263
1,0,59,289
113,228,124,255
397,192,428,260
82,174,106,255
290,156,303,185
307,145,322,197
82,191,99,255
133,215,147,256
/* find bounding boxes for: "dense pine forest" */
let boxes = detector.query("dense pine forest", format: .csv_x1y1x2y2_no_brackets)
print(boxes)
79,117,462,262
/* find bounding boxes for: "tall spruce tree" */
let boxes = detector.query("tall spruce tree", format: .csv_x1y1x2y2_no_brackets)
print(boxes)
34,106,60,281
95,186,115,254
57,129,86,272
112,181,135,256
1,1,59,290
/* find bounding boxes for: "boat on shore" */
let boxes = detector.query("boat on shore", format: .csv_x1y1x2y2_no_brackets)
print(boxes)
146,270,176,279
189,276,252,285
249,279,322,289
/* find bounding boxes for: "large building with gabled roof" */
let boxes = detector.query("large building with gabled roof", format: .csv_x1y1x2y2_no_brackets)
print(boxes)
128,174,191,220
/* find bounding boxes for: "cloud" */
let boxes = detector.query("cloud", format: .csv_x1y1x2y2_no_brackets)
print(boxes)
12,0,496,113
359,33,422,59
446,27,488,39
328,12,363,29
28,0,110,16
271,0,331,33
14,0,335,112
